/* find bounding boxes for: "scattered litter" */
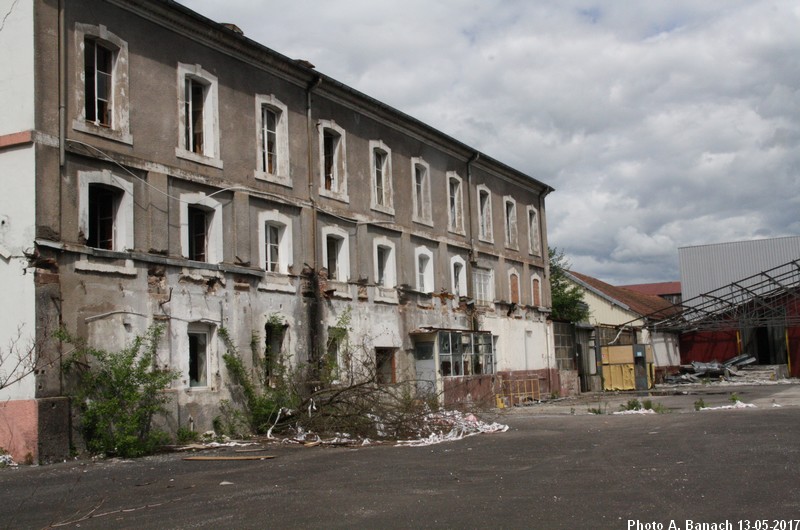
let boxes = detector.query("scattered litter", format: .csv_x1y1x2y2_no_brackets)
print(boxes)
613,409,656,415
219,481,234,486
699,401,756,411
0,454,17,467
183,455,276,461
396,410,509,447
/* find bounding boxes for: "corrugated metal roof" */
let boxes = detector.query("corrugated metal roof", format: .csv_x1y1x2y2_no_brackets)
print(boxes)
679,236,800,301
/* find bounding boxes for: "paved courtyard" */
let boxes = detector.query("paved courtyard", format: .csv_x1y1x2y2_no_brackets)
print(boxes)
2,383,799,529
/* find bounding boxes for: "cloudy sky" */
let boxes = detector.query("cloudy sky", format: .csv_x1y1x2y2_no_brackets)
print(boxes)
181,0,800,285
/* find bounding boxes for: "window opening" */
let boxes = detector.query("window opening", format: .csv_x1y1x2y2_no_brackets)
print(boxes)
479,189,491,240
188,331,208,387
374,150,386,206
262,106,278,174
510,273,520,305
265,223,281,272
326,236,340,279
375,348,395,384
323,130,337,191
87,184,117,249
377,246,389,286
84,39,113,127
187,206,207,262
473,268,494,306
185,78,205,154
533,278,541,306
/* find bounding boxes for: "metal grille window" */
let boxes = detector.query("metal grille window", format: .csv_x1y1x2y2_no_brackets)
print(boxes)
553,321,577,371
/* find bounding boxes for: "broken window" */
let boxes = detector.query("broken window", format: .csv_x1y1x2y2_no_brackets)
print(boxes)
87,184,119,250
326,235,341,280
265,222,282,272
438,331,494,377
84,38,113,127
447,173,464,233
188,330,208,387
478,186,492,241
528,206,541,256
504,197,518,248
318,120,347,199
264,322,285,383
411,159,432,225
415,246,434,294
452,261,464,298
185,78,206,155
254,95,289,183
473,267,495,306
322,226,349,282
375,348,395,384
187,205,208,262
370,140,393,212
377,246,389,286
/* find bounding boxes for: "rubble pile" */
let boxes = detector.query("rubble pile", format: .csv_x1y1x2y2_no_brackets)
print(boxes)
665,354,757,384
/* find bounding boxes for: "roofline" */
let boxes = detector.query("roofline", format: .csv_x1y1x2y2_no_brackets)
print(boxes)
564,271,632,312
134,0,554,193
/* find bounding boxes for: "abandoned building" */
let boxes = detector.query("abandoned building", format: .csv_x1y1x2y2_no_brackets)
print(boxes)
0,0,557,462
560,271,681,391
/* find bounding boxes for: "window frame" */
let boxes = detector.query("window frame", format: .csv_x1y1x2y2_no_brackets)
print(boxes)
257,210,293,275
508,268,521,305
410,157,433,226
254,94,290,186
78,170,134,252
504,196,518,249
473,267,495,307
318,120,349,202
477,184,493,243
73,23,132,144
447,172,465,235
176,63,222,168
414,246,434,294
527,205,542,256
373,236,397,289
321,225,351,282
531,274,542,307
369,140,394,214
186,323,216,389
450,255,468,299
180,192,223,264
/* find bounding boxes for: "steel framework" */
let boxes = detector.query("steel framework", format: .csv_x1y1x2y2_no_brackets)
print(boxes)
648,259,800,333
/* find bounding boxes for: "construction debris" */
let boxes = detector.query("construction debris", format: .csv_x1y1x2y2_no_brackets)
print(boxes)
664,355,757,384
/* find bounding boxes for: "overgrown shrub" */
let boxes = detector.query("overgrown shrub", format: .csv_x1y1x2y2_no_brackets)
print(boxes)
61,325,179,457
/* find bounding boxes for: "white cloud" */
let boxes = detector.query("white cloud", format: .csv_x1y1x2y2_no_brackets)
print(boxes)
180,0,800,284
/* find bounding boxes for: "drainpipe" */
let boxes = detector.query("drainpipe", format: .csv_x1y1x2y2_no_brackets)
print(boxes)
305,76,322,367
58,0,66,168
466,152,479,331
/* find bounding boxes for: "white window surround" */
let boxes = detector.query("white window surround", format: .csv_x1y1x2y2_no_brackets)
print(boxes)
414,246,434,294
450,255,468,298
527,205,541,256
321,225,350,282
254,94,290,186
318,119,349,202
369,140,394,214
504,195,518,249
78,169,134,251
179,192,223,263
257,210,293,274
447,171,465,235
176,63,222,169
186,322,217,390
73,23,132,145
477,184,493,243
373,236,397,289
410,157,432,226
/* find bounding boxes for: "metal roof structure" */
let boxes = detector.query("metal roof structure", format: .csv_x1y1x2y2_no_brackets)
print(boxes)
649,258,800,333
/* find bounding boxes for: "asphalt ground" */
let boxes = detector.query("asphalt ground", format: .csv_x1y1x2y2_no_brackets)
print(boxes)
2,383,800,529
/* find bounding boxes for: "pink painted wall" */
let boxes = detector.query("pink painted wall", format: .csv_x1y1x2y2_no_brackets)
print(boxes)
0,399,38,463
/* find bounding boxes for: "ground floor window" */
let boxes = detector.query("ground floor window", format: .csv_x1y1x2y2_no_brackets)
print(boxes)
188,330,208,387
375,348,396,384
438,331,494,377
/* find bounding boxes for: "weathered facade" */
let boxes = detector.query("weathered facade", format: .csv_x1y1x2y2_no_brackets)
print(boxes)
0,0,555,462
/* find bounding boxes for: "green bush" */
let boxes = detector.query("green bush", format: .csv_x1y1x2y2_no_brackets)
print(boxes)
61,325,178,458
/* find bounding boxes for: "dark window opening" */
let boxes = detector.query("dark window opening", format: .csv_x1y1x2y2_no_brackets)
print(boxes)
265,223,281,272
84,38,113,127
87,184,118,250
264,323,285,382
376,348,395,384
374,150,385,206
262,106,278,173
185,78,205,154
188,331,207,387
326,236,341,279
323,130,337,191
187,206,208,262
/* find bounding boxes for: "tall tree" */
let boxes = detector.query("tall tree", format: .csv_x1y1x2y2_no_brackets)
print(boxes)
549,247,590,322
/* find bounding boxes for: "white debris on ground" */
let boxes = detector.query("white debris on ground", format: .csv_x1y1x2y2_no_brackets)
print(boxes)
396,410,509,447
613,409,657,415
699,401,757,411
1,453,17,467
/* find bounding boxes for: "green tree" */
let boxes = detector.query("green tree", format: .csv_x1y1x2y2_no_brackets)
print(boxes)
61,325,179,457
549,247,590,322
